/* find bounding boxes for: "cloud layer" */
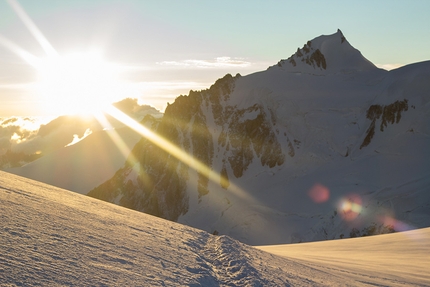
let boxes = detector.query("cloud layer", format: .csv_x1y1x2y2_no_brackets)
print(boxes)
157,57,251,69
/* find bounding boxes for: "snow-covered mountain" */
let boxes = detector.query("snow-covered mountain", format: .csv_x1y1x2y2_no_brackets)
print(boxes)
5,99,161,194
1,171,429,286
5,127,143,194
88,30,430,245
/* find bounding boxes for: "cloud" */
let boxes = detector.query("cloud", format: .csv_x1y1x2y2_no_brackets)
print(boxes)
1,116,45,131
157,57,251,69
0,117,42,145
0,116,44,155
137,81,211,91
375,63,404,71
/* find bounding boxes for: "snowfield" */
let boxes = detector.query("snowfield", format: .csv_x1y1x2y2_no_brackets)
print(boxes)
258,230,430,286
1,171,429,286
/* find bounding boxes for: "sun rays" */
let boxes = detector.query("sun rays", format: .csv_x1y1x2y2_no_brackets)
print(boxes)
92,111,139,168
104,105,252,202
6,0,57,58
0,0,253,205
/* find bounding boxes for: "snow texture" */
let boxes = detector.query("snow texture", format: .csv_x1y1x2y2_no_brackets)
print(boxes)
258,227,430,286
1,171,429,286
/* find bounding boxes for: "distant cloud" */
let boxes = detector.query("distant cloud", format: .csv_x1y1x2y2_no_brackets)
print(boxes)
137,81,211,91
0,116,44,155
375,63,404,71
0,116,43,131
157,57,251,69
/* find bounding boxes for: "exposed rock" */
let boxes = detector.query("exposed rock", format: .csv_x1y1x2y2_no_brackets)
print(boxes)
349,223,395,238
289,57,297,67
278,38,327,70
360,99,409,149
309,49,327,69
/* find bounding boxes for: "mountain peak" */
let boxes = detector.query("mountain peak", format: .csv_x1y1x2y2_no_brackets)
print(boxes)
272,30,377,74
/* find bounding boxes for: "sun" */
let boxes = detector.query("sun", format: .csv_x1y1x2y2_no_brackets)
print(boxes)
35,51,128,116
2,0,143,117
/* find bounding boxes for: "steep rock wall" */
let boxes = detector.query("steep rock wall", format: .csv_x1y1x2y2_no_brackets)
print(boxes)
88,74,285,221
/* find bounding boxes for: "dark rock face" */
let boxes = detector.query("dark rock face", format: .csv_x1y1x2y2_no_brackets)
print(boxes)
360,99,409,149
341,36,346,44
88,114,190,221
349,224,395,238
221,104,284,178
277,39,327,70
88,73,285,221
309,49,327,69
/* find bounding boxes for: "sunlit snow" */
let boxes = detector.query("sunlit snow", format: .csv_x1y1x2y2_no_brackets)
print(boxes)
1,171,429,286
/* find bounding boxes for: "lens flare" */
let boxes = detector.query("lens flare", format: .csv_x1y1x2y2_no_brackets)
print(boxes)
379,216,414,232
339,194,362,221
308,183,330,203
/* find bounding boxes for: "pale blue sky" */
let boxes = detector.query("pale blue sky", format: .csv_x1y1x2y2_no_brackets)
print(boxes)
0,0,429,116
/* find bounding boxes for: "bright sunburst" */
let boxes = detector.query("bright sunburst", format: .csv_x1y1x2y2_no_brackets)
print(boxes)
35,51,126,116
1,0,138,117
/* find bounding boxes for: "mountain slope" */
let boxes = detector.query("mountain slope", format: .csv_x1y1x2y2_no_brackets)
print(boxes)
88,30,430,245
1,171,429,286
5,98,161,194
6,126,142,194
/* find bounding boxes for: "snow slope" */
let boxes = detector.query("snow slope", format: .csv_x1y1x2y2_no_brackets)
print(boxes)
1,171,429,286
258,228,430,286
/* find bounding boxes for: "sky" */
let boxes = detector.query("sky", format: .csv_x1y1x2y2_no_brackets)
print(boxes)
0,0,429,117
